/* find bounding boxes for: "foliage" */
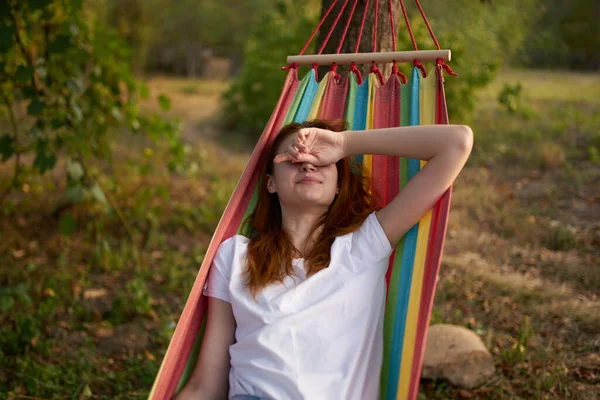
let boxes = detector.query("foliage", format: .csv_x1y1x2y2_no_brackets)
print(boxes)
220,0,320,138
0,0,184,205
222,0,539,133
407,0,538,122
113,0,277,75
497,83,523,113
519,0,600,70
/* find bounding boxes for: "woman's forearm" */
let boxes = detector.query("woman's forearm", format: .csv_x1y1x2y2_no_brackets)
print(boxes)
343,124,473,161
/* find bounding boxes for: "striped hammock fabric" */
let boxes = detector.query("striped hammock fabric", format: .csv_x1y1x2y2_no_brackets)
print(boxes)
149,64,452,400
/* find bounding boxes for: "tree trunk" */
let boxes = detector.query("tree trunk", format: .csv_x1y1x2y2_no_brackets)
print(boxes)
315,0,402,79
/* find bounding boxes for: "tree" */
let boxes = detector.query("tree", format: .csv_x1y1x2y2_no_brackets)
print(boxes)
316,0,402,78
0,0,182,206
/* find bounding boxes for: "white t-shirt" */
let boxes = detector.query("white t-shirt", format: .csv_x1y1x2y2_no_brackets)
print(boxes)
203,212,393,400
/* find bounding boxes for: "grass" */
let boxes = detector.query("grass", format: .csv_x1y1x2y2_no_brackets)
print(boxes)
1,68,599,398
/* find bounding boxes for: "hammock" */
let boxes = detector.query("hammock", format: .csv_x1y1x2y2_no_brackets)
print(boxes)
150,1,456,399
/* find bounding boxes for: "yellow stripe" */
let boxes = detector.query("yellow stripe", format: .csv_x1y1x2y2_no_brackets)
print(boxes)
307,72,330,120
397,68,436,400
364,75,378,177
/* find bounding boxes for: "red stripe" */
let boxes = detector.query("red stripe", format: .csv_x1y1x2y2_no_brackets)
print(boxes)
407,65,453,400
319,74,349,120
151,69,300,400
372,76,401,289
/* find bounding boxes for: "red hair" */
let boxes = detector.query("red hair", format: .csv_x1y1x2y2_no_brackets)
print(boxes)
244,120,378,296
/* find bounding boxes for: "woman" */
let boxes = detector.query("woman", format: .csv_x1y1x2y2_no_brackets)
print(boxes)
176,120,473,400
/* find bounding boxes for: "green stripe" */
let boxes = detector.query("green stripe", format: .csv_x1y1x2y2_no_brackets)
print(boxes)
380,77,413,399
237,72,311,236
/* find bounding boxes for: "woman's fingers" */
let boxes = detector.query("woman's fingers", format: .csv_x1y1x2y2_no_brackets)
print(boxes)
273,153,292,163
292,136,308,153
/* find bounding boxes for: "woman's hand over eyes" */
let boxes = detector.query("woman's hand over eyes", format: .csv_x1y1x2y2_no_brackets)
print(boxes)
274,128,347,166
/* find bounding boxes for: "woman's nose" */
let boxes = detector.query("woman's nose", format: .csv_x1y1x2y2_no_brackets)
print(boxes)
300,162,317,172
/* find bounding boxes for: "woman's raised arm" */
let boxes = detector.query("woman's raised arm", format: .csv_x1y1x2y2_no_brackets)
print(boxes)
343,124,473,245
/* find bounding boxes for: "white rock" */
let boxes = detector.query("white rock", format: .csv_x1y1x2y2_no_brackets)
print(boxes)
421,324,495,388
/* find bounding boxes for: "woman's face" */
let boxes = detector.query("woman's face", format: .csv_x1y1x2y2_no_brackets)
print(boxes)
267,134,338,210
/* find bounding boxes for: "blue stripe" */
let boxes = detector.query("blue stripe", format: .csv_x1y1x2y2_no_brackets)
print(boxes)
386,67,421,400
293,69,319,123
351,75,370,165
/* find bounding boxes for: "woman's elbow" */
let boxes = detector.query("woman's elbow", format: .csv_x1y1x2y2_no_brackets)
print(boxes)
454,125,473,155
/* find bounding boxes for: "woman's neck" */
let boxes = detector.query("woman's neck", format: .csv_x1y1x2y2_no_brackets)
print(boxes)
280,206,326,258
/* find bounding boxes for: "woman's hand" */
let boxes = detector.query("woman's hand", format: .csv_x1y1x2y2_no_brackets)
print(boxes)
273,127,346,166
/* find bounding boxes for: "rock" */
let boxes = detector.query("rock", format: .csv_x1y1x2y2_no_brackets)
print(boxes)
422,324,495,389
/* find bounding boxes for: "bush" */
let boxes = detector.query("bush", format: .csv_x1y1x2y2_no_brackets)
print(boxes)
222,0,539,136
220,0,320,138
0,0,184,205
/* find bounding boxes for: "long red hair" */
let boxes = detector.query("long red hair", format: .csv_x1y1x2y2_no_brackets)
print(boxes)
244,120,378,295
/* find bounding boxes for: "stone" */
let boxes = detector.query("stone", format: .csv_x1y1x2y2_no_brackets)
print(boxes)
422,324,495,389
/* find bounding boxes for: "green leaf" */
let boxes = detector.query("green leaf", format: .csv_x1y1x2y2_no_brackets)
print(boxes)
48,35,71,54
139,83,149,99
158,94,171,112
66,159,84,180
89,183,108,205
15,66,34,83
65,184,87,203
66,78,84,93
82,383,93,397
0,135,15,160
22,86,37,99
59,215,76,236
0,296,15,313
0,26,15,53
33,148,56,173
27,98,46,115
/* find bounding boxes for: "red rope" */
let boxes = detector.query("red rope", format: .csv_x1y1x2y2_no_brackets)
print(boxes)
354,0,370,53
336,0,360,53
414,59,427,77
437,58,458,76
329,63,342,82
370,61,385,85
312,62,319,81
399,0,418,51
350,62,363,85
388,0,397,52
298,0,338,56
414,0,440,50
392,62,408,84
281,62,298,71
372,0,379,52
415,0,458,76
318,0,350,55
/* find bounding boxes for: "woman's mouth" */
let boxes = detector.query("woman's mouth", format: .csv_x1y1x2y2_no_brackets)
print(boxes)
298,177,321,184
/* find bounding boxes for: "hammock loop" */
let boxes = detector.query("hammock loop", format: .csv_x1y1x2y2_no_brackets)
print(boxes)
281,62,298,71
436,57,458,76
329,62,342,83
350,62,363,85
312,62,320,82
391,61,408,84
413,59,427,78
370,61,385,85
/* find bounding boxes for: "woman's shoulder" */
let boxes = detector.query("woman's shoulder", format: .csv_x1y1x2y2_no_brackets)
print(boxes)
346,211,393,260
218,234,250,254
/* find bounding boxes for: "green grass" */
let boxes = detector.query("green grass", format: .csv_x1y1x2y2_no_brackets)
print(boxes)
1,68,599,398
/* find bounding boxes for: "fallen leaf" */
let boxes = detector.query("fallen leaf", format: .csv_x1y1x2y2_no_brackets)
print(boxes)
144,350,156,361
83,288,108,299
12,249,25,258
